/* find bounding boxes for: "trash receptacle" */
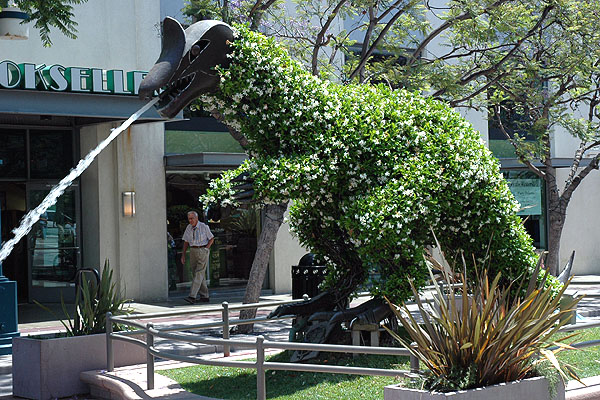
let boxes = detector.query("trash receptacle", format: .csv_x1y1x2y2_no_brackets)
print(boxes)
292,253,327,299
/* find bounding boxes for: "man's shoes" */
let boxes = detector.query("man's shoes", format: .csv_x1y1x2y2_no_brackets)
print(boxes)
184,296,196,305
198,297,210,303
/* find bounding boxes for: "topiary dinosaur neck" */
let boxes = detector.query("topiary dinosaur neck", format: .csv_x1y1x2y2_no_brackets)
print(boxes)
201,26,329,157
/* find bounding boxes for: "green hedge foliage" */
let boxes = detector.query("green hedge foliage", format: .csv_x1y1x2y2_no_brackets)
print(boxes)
200,25,556,302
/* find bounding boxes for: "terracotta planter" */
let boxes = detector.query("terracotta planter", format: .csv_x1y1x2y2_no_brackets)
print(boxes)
12,333,146,400
384,376,564,400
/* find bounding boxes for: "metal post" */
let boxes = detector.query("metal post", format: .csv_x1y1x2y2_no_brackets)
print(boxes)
222,302,230,357
410,343,419,374
146,323,155,390
256,335,266,400
106,312,114,372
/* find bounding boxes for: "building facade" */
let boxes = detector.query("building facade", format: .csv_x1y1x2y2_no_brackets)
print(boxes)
0,0,168,302
2,0,598,308
0,0,306,305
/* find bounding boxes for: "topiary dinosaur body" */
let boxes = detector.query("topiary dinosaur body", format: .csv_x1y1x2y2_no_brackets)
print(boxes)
200,25,538,300
140,18,546,354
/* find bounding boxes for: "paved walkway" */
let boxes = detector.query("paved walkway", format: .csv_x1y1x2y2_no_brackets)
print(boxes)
3,277,600,399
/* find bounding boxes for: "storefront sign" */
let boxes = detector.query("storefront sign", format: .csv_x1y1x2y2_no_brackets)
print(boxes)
0,60,147,95
507,178,542,215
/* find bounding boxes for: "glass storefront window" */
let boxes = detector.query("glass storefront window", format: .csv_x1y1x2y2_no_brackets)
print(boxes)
503,170,547,249
0,129,26,178
0,126,78,302
29,187,79,289
30,130,73,179
165,130,245,154
166,173,260,292
164,118,260,293
165,117,245,155
488,101,537,159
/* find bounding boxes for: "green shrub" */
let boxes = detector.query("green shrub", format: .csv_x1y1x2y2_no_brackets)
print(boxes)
199,24,556,302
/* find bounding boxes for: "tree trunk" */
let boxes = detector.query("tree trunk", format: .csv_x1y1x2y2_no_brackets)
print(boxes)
545,166,566,276
210,109,290,333
546,202,566,276
237,202,288,333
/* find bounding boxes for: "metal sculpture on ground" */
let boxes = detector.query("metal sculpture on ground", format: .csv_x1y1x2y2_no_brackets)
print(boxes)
140,18,551,360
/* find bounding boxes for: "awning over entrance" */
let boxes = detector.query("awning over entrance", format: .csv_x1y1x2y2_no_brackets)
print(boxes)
0,89,177,122
499,158,598,169
165,153,248,173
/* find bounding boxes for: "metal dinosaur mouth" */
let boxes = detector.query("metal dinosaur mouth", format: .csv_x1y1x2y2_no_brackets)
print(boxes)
140,18,234,118
157,72,196,111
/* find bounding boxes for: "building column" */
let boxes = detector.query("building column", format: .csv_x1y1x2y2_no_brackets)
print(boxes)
80,121,168,302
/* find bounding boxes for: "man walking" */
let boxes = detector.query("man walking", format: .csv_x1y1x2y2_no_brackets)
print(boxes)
181,210,214,304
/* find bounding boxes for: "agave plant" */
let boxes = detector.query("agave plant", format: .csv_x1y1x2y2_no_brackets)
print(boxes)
37,259,132,336
386,252,581,392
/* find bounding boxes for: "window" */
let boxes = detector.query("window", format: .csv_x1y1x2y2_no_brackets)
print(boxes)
30,130,73,179
503,170,546,249
0,128,74,180
0,129,26,178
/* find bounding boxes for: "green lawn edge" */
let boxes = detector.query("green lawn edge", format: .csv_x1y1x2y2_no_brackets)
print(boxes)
159,327,600,400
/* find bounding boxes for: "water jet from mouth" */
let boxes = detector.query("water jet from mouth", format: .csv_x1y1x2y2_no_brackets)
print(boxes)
0,97,159,264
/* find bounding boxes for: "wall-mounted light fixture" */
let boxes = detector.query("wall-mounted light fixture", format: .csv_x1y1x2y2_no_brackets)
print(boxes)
0,3,30,40
122,191,136,217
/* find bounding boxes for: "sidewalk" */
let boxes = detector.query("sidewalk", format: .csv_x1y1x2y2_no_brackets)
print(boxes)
0,288,293,399
3,278,600,399
568,275,600,318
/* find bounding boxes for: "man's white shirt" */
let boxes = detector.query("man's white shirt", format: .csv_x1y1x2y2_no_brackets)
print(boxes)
182,222,214,246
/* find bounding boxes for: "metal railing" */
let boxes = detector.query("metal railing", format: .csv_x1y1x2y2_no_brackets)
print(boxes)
108,295,311,358
556,319,600,349
105,295,600,400
105,295,415,400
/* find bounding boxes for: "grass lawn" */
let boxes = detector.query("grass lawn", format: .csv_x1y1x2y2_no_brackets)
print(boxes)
556,326,600,379
159,327,600,399
159,352,410,400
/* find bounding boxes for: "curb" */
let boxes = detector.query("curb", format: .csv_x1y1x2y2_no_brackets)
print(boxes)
567,388,600,400
80,366,216,400
567,376,600,400
79,358,600,400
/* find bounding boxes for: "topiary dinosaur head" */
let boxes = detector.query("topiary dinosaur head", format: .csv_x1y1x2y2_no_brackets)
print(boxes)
139,17,234,118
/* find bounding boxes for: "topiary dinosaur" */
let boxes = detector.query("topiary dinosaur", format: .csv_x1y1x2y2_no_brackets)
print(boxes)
140,18,552,358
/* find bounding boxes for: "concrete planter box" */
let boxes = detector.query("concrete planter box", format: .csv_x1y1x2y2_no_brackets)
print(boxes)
12,333,147,400
384,376,564,400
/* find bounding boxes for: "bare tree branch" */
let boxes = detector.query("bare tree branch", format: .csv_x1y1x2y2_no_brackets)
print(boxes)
562,152,600,203
407,0,510,67
248,0,265,16
275,32,317,45
312,0,349,76
564,88,600,194
432,5,555,98
348,0,420,81
564,141,588,192
222,0,229,23
433,42,520,63
494,105,546,179
249,0,278,30
583,140,600,153
210,110,250,149
448,72,508,107
357,3,377,82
